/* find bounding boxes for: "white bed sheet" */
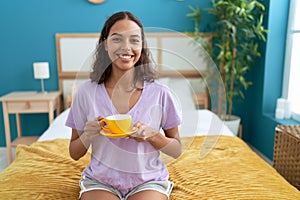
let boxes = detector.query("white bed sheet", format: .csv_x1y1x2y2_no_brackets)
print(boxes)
38,108,234,142
37,109,72,141
180,109,234,137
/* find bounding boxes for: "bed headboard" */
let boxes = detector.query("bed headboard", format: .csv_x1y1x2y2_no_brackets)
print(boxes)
55,32,213,109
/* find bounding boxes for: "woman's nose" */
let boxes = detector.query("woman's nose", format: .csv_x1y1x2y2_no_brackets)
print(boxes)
121,40,132,51
121,46,132,51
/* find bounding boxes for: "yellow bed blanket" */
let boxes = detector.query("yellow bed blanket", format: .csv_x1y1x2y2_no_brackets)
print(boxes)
0,136,299,199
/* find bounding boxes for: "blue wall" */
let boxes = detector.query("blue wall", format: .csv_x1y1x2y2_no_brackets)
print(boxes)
0,0,293,161
0,0,210,146
235,0,291,160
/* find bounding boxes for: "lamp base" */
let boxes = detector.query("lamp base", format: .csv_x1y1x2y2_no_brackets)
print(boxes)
40,79,47,94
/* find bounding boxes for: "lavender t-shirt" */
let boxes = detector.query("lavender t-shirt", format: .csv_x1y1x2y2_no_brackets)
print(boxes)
65,80,181,196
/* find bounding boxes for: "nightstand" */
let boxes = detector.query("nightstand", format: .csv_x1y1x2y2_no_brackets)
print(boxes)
0,91,61,164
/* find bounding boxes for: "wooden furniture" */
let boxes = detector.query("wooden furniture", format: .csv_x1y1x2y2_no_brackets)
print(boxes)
273,125,300,189
192,93,209,109
0,91,61,164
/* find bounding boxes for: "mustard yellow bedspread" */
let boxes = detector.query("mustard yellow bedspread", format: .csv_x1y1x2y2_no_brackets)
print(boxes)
168,136,300,200
0,136,299,200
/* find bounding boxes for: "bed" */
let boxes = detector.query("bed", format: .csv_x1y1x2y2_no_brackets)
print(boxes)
0,32,299,199
0,108,299,199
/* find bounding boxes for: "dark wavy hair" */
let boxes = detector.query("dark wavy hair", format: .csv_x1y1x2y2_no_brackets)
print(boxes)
89,11,157,85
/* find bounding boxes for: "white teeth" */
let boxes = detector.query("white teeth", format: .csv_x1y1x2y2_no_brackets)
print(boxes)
120,55,131,59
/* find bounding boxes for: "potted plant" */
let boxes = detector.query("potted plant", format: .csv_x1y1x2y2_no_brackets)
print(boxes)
188,0,268,135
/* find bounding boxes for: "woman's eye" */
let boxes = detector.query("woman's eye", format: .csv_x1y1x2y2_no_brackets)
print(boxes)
131,38,140,43
112,37,122,42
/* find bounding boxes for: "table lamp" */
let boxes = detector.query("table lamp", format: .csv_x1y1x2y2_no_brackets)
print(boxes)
33,62,50,93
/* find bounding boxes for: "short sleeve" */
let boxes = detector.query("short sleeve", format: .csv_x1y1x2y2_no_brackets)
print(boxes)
161,88,182,130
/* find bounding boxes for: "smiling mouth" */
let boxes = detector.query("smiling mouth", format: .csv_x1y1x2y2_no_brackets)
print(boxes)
117,54,134,61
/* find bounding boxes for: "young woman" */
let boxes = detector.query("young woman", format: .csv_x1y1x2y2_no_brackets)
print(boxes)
66,11,182,200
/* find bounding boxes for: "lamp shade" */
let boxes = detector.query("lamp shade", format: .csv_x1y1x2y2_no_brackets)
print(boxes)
33,62,50,79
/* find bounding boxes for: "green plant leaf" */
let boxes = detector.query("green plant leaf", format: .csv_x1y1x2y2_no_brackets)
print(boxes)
186,0,267,117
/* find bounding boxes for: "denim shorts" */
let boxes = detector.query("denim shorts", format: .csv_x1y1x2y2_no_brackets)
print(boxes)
79,175,174,200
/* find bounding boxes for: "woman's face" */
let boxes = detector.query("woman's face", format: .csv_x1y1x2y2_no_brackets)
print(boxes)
105,19,142,72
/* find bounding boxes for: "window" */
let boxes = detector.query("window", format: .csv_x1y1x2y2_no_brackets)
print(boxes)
282,0,300,121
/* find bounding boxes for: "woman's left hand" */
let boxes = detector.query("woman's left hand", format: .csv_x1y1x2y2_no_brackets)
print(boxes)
130,121,159,142
130,122,182,158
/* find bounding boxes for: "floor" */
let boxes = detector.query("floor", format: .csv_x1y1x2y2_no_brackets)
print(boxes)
248,144,273,165
0,147,15,172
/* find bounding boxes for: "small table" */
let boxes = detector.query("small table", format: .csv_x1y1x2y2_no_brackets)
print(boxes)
0,91,61,164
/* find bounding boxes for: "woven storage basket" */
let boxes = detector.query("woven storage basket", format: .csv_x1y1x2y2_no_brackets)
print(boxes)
273,125,300,189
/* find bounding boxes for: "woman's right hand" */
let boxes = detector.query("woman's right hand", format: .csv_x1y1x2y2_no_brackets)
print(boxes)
80,117,103,146
70,116,104,160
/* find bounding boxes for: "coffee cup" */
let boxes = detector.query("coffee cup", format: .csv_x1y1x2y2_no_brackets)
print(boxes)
100,114,132,134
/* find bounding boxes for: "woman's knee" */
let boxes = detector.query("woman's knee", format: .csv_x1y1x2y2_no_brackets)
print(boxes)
127,190,168,200
80,190,120,200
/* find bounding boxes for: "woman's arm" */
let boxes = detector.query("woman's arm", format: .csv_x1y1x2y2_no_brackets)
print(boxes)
148,127,182,159
131,123,182,159
69,129,89,161
69,118,101,160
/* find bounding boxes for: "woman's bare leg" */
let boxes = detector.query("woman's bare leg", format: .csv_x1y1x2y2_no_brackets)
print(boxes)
127,190,168,200
81,190,120,200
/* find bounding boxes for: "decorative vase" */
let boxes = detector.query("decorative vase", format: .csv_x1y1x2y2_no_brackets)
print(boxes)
224,115,241,136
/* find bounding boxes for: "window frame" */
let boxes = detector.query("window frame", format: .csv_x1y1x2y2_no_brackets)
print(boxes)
282,0,300,122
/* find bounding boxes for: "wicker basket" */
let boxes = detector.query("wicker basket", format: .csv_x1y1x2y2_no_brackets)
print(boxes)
273,125,300,189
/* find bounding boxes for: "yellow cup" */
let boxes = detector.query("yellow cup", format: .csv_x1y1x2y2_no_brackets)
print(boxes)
100,114,132,134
